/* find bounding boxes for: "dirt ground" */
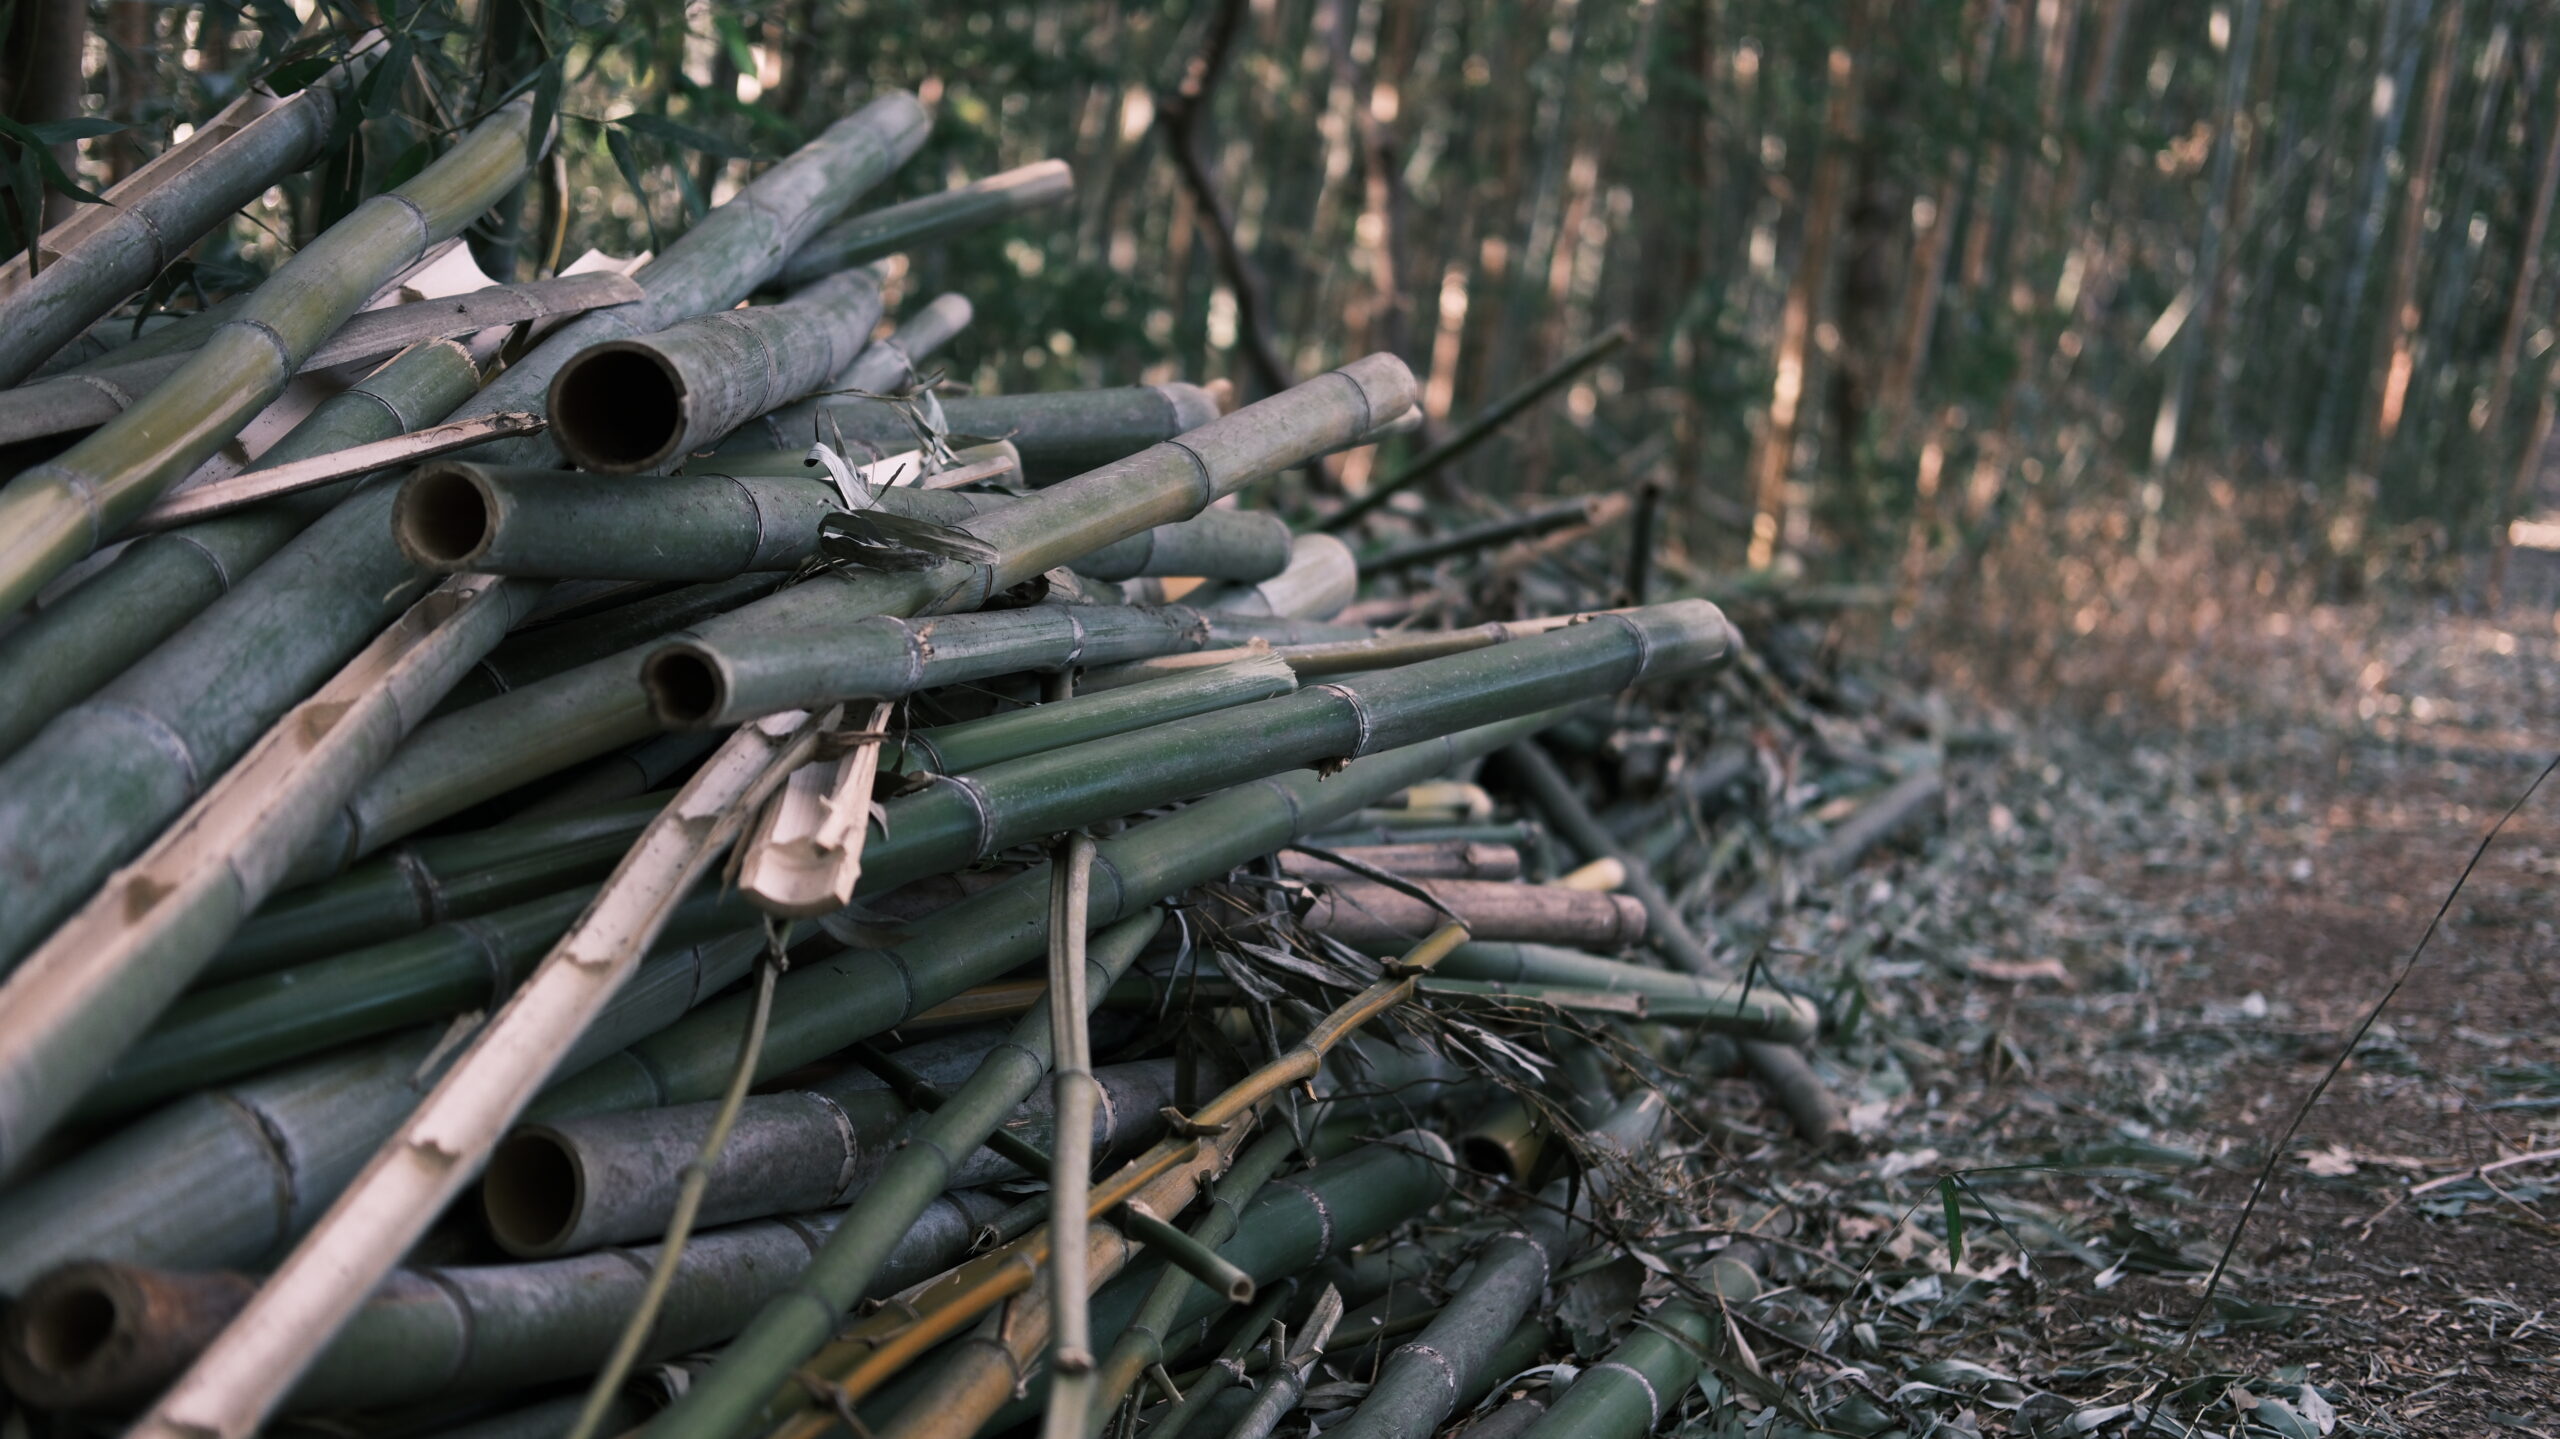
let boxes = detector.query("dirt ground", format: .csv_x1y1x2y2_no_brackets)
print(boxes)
1744,541,2560,1435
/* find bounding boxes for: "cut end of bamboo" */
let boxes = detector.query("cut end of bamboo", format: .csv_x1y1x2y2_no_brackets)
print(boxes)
393,464,501,570
549,340,689,474
642,642,731,729
0,1262,248,1412
481,1127,587,1257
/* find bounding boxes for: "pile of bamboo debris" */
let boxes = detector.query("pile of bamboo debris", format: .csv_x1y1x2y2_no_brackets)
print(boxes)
0,81,1945,1439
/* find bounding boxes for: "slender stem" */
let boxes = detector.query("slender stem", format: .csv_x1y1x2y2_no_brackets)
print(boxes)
561,932,785,1439
1042,835,1100,1439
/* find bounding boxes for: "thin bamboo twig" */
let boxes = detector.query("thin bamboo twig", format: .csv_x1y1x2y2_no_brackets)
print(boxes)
562,933,788,1439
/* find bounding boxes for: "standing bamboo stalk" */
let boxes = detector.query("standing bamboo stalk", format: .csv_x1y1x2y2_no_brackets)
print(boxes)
0,97,541,614
2485,53,2560,593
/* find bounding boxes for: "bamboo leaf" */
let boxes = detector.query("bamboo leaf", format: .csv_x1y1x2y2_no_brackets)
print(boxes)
621,111,757,161
602,124,664,252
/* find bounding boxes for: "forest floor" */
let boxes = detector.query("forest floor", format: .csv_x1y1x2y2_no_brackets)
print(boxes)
1725,541,2560,1435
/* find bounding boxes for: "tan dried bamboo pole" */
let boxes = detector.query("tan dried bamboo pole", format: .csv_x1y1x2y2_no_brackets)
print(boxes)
123,707,830,1439
1298,878,1647,950
736,702,896,917
1278,842,1523,883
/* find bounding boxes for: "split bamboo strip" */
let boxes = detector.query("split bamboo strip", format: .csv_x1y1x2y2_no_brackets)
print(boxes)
1501,742,1842,1144
889,653,1297,775
294,358,1414,871
0,98,541,613
0,1190,1011,1415
1299,878,1649,950
632,910,1164,1439
0,338,484,762
0,51,369,386
124,710,829,1439
780,160,1075,287
0,931,761,1292
0,574,543,1175
548,266,884,473
1439,941,1819,1042
737,701,898,917
1326,1093,1664,1439
726,384,1225,483
128,411,549,531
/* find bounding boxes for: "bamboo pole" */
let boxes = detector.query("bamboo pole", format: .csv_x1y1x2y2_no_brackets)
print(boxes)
396,464,864,580
0,338,485,762
1499,742,1841,1144
0,573,545,1176
124,705,830,1439
0,1191,1011,1415
1079,612,1593,691
1042,837,1102,1439
631,909,1165,1439
1200,533,1359,618
547,266,884,473
1298,878,1649,949
834,292,974,393
780,160,1076,287
727,384,1226,482
1440,940,1819,1042
0,98,541,613
1279,842,1522,883
436,573,787,714
0,50,368,387
891,653,1297,775
0,931,761,1292
1515,1304,1719,1439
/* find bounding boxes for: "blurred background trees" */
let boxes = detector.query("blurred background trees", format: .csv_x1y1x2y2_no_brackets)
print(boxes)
10,0,2559,599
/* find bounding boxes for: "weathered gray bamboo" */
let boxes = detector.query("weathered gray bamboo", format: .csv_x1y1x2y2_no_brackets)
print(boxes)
1280,842,1523,883
1298,878,1648,950
720,384,1224,483
291,357,1414,874
1071,506,1292,581
788,291,974,417
1201,532,1359,618
0,1190,1011,1415
0,338,485,762
889,653,1297,775
1799,765,1946,881
0,274,638,447
1438,940,1820,1042
547,266,884,473
0,97,541,613
0,574,546,1175
0,54,368,387
396,464,858,579
1325,1092,1663,1439
780,160,1074,287
0,931,761,1293
1500,741,1842,1144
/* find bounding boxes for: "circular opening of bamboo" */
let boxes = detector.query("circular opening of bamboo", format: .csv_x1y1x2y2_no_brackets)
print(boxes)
483,1129,585,1256
395,466,498,569
12,1281,116,1377
641,642,728,729
549,342,686,473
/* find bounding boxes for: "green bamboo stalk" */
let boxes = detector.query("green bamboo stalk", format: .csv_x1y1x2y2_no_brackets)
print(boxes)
1499,743,1842,1145
28,308,211,377
0,97,540,613
1437,942,1820,1042
486,978,1178,1257
1042,837,1101,1439
1325,1093,1665,1439
437,573,787,714
508,730,725,818
726,384,1224,483
1323,326,1629,531
891,653,1296,775
814,292,973,402
0,52,371,387
0,337,485,762
210,795,662,983
1514,1305,1715,1439
1141,1287,1290,1439
291,356,1414,874
548,266,884,473
0,931,763,1294
1072,506,1291,582
1079,613,1589,692
0,1190,1013,1415
1200,533,1358,619
780,160,1075,288
631,909,1163,1439
75,885,760,1121
396,464,860,580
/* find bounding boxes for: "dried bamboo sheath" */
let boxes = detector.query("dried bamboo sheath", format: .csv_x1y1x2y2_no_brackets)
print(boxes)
0,97,540,615
779,160,1074,287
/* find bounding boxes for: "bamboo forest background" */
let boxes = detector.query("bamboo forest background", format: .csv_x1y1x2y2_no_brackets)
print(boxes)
9,0,2560,602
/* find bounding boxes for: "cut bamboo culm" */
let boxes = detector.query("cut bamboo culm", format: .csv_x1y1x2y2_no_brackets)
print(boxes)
1298,878,1648,950
780,160,1075,287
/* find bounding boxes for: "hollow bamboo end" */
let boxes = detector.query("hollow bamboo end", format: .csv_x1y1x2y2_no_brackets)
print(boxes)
641,641,733,730
0,1262,249,1411
549,340,689,474
481,1127,588,1258
394,465,502,571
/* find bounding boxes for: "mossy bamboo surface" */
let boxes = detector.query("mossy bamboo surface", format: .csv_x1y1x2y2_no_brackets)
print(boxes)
1298,878,1649,950
889,654,1296,775
1516,1304,1718,1439
0,1190,1011,1415
1326,1093,1665,1439
0,931,761,1294
780,160,1074,287
79,885,760,1121
292,358,1413,874
0,97,538,614
0,572,548,1175
0,57,363,388
1499,742,1842,1145
547,266,883,473
0,338,483,761
607,910,1162,1439
212,795,661,982
725,384,1224,483
1438,941,1819,1042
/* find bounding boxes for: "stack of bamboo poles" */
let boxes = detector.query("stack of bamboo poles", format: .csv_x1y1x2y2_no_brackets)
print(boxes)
0,69,1944,1439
